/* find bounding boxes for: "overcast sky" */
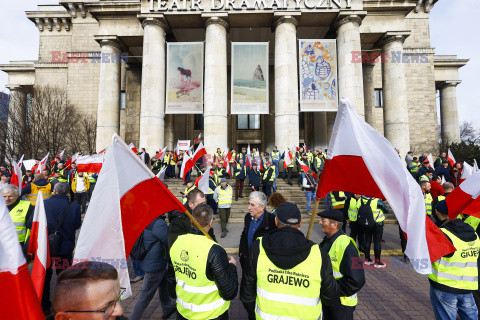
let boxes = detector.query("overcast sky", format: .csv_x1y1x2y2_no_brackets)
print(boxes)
1,0,478,127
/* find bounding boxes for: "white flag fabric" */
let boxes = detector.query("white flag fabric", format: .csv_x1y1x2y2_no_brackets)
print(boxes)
11,158,23,190
23,159,36,171
156,166,167,182
35,153,50,174
448,148,456,167
427,153,434,167
462,162,475,181
76,154,104,173
197,166,211,195
284,146,292,167
474,159,479,172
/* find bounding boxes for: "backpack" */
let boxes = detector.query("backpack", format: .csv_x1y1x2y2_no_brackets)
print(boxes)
357,198,376,229
130,219,159,261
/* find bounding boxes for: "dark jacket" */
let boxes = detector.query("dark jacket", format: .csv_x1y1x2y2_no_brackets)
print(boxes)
248,168,261,188
8,198,34,232
430,219,480,294
234,164,247,180
240,227,341,317
434,156,448,169
141,217,169,273
167,228,238,319
262,166,275,185
27,194,81,256
416,166,429,181
167,209,216,249
21,179,51,196
435,166,451,182
319,230,365,301
239,211,277,268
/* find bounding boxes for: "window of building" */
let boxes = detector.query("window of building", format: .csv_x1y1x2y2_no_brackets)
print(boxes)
238,114,260,130
120,91,126,110
194,114,204,130
375,89,383,108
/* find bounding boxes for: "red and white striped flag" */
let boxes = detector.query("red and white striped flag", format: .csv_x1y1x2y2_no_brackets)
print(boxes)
297,159,317,179
50,149,65,168
194,133,202,145
74,134,185,298
445,171,480,219
10,158,23,190
180,153,195,182
76,154,104,173
128,143,139,154
447,148,456,168
35,153,50,175
27,192,50,300
194,166,211,194
0,196,45,319
316,98,455,274
65,152,80,170
192,142,207,163
426,153,434,168
246,144,251,168
223,148,232,175
157,146,167,161
283,147,293,169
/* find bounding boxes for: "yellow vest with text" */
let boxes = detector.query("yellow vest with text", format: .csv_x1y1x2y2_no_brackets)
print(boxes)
330,192,346,209
217,186,232,206
256,238,323,320
9,200,30,243
25,182,52,205
425,193,433,215
428,228,480,291
170,234,230,319
329,234,359,306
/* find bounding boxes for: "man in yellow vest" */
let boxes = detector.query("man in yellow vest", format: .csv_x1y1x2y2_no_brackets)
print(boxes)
429,200,480,319
261,162,275,199
240,202,340,320
2,185,34,246
234,159,247,201
319,209,365,320
213,178,232,238
22,173,52,206
271,146,281,191
168,204,238,320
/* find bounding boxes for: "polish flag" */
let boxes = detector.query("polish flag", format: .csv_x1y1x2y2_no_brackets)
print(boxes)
23,159,36,172
461,162,475,182
76,154,104,173
27,192,50,300
10,158,23,190
128,143,139,154
316,98,455,274
50,149,65,168
194,133,202,145
192,142,207,163
256,156,264,171
295,145,299,152
194,166,211,195
246,144,251,168
283,147,293,169
425,153,434,168
35,153,50,175
156,146,167,161
298,159,317,179
303,144,308,152
156,166,167,182
223,148,232,175
74,133,186,298
180,153,195,182
445,171,480,219
0,196,45,319
447,148,456,168
65,152,80,170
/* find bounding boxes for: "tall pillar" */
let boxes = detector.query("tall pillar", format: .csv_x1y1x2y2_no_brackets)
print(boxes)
95,36,123,151
377,32,410,157
203,16,228,156
439,81,461,144
362,62,375,126
274,15,299,149
139,17,168,154
335,13,365,118
313,112,328,149
5,85,27,157
164,114,174,150
326,112,336,144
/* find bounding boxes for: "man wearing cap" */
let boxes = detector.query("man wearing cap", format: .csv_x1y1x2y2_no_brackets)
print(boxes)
318,209,365,320
240,202,340,320
419,167,434,182
416,160,431,181
213,178,233,238
429,200,480,319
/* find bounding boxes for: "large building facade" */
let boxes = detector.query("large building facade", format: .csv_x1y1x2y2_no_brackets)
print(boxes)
1,0,468,156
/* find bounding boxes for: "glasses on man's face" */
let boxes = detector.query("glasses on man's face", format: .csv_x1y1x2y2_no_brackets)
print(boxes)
64,287,125,319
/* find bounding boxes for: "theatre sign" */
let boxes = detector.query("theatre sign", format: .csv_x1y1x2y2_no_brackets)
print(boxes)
145,0,352,12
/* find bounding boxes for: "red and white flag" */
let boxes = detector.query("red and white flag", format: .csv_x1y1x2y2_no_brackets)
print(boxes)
35,153,50,175
192,142,207,164
256,156,264,171
50,149,65,168
27,192,50,300
180,153,195,182
297,159,317,179
303,144,308,152
65,152,80,170
128,143,139,154
246,144,251,168
194,133,202,145
425,153,434,168
283,147,293,169
76,154,104,173
0,196,45,319
447,149,456,167
156,166,167,183
316,98,455,274
223,148,232,175
194,166,211,195
461,162,475,182
10,158,23,190
74,134,185,298
157,146,167,161
445,171,480,219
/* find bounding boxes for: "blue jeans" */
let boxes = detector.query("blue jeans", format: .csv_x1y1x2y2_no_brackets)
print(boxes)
430,286,478,320
306,191,315,212
132,258,144,277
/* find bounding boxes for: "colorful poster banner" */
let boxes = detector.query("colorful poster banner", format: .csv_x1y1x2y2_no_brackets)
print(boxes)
298,39,338,112
231,42,269,114
166,42,204,114
177,140,191,151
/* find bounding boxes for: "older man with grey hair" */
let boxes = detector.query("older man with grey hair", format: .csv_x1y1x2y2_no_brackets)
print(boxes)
2,185,34,246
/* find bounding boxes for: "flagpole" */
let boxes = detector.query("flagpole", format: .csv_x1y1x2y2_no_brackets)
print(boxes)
306,200,320,240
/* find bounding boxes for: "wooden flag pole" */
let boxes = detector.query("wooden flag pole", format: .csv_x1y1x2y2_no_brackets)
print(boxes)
306,200,320,240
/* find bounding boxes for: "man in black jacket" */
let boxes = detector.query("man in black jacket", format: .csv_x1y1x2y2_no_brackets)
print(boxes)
168,204,238,320
234,159,247,201
248,163,261,192
240,202,340,320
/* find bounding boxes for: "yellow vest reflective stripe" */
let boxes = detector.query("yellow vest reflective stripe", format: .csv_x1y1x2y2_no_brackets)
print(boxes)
182,186,197,204
428,228,480,291
348,199,358,221
425,193,433,215
164,154,171,164
57,169,67,182
330,192,345,209
419,174,429,182
170,234,230,319
307,152,313,163
359,198,385,222
314,156,323,170
230,152,236,163
85,172,96,183
9,200,30,242
410,162,420,173
25,182,52,205
218,186,232,205
256,238,322,320
329,234,359,306
271,151,280,162
265,167,275,182
235,164,246,178
464,216,480,231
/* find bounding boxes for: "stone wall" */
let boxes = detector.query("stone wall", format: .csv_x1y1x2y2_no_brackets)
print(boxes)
124,65,142,145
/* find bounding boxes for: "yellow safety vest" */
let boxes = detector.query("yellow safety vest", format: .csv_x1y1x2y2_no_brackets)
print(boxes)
307,152,314,164
429,228,480,291
330,192,346,209
163,154,171,165
25,182,52,205
419,174,430,182
230,152,236,163
359,198,385,223
170,155,177,166
182,186,196,204
425,193,433,215
217,186,232,206
85,172,96,183
348,198,358,221
264,167,275,182
256,238,322,320
314,155,323,170
464,216,480,232
235,164,246,178
329,234,359,306
9,200,30,243
410,161,420,173
170,234,230,320
271,151,280,162
57,168,68,183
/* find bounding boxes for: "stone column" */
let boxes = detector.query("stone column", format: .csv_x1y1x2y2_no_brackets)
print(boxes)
274,15,299,149
164,114,174,150
139,17,169,154
335,13,365,118
377,32,410,157
314,112,328,149
203,16,228,156
362,62,375,126
95,36,123,151
326,112,336,144
439,81,461,144
5,85,27,156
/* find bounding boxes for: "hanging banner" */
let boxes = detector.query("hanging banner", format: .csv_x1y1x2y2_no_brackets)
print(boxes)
231,42,269,114
299,39,338,112
166,42,204,114
177,140,191,151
